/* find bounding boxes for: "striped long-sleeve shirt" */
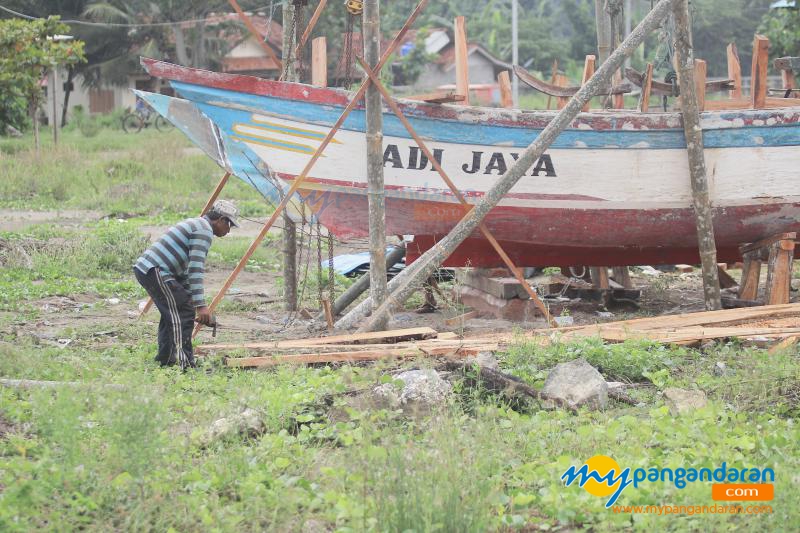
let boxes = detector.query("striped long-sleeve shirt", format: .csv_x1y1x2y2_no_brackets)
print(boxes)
134,217,214,307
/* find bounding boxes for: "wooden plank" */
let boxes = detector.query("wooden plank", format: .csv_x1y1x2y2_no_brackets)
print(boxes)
321,297,334,330
717,264,738,289
638,62,653,112
612,69,625,109
727,43,742,99
589,266,609,289
436,331,459,340
454,16,469,101
740,232,796,254
554,303,800,334
765,240,795,305
445,310,481,327
498,71,513,108
581,55,596,112
405,90,466,104
225,345,493,368
311,36,327,87
198,327,439,352
703,97,800,110
611,267,633,289
694,59,707,112
575,325,800,344
555,73,570,109
738,253,762,300
751,34,770,109
774,56,800,71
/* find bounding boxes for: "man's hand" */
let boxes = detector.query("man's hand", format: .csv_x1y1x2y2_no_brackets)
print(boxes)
195,306,214,326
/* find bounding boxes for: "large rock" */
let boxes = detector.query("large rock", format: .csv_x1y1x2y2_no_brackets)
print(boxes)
372,369,451,415
201,407,265,445
542,358,608,409
663,388,707,414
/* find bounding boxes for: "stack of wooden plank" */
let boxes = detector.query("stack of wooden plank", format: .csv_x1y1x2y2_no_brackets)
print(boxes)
196,327,498,368
535,303,800,346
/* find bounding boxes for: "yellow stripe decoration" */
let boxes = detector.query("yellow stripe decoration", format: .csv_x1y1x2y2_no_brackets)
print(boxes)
231,134,319,155
249,116,343,144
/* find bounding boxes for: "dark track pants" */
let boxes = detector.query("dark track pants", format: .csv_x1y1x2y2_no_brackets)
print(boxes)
134,267,195,368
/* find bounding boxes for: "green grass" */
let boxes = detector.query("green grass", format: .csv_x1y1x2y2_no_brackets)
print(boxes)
0,128,274,217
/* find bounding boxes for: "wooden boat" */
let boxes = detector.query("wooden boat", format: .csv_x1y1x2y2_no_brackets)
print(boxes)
139,57,800,267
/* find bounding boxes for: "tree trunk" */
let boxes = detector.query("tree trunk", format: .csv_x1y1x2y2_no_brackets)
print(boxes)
60,66,74,127
172,24,191,66
30,97,40,152
363,0,388,330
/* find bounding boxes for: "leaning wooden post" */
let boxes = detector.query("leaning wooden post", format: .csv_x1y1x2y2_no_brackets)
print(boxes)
672,0,721,310
338,0,679,332
363,0,388,330
281,0,299,312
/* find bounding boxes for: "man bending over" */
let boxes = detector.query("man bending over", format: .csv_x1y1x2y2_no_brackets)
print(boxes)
134,200,239,368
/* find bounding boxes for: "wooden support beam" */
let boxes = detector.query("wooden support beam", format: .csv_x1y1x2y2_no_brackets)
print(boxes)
638,62,653,111
363,0,388,330
321,298,334,330
612,69,625,109
338,0,681,332
193,0,431,337
672,0,721,310
694,59,707,111
765,238,795,305
555,73,570,109
590,267,610,289
454,16,469,101
738,251,762,300
751,34,770,109
498,71,513,108
611,267,633,289
727,43,742,99
581,55,596,111
311,37,327,87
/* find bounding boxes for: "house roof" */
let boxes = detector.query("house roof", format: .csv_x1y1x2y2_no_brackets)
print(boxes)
437,43,511,71
180,12,284,49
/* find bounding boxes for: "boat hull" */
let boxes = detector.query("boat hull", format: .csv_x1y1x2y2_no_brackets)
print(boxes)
138,58,800,267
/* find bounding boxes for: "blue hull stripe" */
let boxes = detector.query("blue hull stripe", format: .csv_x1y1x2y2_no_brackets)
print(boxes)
172,82,800,150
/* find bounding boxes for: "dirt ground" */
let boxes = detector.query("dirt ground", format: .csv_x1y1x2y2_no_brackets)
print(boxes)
5,209,794,351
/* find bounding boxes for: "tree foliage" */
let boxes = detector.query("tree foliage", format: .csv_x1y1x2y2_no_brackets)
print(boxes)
759,4,800,58
0,16,85,130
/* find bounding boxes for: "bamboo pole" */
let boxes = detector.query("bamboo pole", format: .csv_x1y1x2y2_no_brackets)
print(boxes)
672,0,721,310
355,56,555,326
363,0,388,330
140,172,231,317
193,0,431,336
338,0,679,332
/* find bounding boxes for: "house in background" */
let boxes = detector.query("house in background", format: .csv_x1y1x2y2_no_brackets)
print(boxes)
44,12,283,126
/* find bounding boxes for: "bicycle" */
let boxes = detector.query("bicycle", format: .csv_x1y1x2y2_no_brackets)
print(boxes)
121,107,173,133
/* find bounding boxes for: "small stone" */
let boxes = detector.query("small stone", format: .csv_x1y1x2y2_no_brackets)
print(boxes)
465,351,499,370
791,279,800,291
713,361,727,376
663,388,707,414
203,408,265,444
542,358,608,410
107,297,121,305
371,369,451,415
138,299,148,312
639,265,662,277
596,311,614,318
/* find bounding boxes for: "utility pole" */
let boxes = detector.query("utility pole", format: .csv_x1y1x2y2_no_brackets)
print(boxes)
281,1,298,312
363,0,388,330
512,0,519,107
